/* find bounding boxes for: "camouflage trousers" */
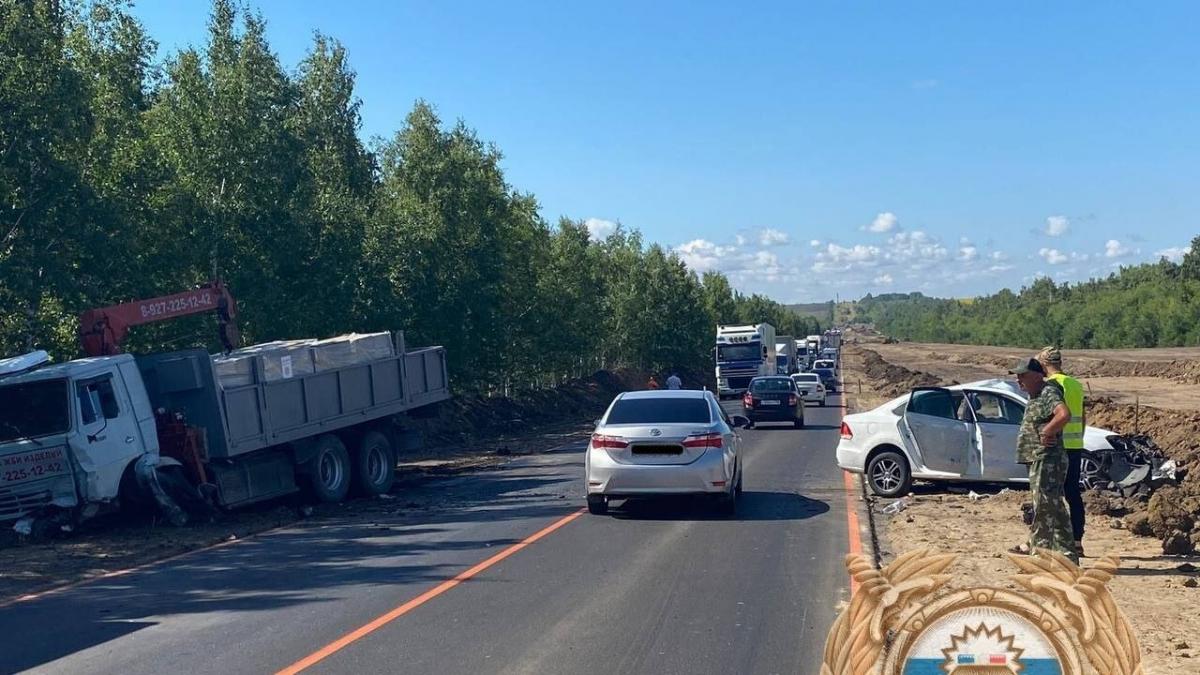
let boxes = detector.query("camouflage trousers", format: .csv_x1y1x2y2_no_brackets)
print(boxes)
1028,452,1079,564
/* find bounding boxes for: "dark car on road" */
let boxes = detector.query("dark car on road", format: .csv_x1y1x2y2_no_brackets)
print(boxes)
742,376,805,428
812,366,838,393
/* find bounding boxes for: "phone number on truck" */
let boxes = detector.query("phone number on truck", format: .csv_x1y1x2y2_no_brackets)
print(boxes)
0,447,69,486
139,291,215,319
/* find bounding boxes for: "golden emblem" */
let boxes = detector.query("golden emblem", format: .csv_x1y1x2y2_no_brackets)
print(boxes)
821,549,1143,675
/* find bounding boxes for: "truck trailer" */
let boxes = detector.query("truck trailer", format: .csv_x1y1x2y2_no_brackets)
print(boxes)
775,336,798,375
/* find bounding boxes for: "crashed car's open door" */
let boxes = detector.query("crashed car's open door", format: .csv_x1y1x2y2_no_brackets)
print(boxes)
902,387,973,475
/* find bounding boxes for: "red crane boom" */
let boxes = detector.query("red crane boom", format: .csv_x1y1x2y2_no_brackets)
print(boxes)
78,280,240,357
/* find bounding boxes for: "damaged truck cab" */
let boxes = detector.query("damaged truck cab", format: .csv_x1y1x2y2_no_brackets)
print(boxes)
0,354,165,526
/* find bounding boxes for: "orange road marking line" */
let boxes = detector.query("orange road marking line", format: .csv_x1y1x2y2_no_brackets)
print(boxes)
838,377,864,595
276,508,587,675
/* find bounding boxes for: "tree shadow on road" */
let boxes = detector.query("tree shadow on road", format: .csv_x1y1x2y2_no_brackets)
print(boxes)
609,491,829,522
0,464,584,673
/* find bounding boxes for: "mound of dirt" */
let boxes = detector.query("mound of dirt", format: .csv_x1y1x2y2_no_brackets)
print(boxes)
856,347,942,397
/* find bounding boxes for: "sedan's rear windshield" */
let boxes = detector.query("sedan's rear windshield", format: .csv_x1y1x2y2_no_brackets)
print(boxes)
0,379,70,443
751,378,793,392
606,398,711,424
794,374,819,382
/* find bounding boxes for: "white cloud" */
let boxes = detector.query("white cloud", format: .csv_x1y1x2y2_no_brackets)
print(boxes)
991,251,1009,262
1104,239,1131,259
1156,245,1192,262
1038,248,1068,265
674,239,735,273
873,274,894,285
758,228,789,246
735,234,747,247
809,239,821,248
958,245,979,262
867,212,899,233
815,243,884,271
988,264,1015,273
1044,215,1070,237
673,238,796,283
584,217,617,241
887,230,949,269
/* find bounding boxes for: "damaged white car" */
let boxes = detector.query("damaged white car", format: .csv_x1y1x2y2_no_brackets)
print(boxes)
837,379,1127,497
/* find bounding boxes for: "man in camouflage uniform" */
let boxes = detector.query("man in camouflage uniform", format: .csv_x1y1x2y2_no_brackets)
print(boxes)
1010,357,1078,564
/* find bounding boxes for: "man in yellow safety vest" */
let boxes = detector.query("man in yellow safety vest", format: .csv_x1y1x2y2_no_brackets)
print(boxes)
1038,346,1086,557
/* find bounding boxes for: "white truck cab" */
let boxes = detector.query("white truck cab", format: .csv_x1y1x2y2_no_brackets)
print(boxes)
0,354,158,523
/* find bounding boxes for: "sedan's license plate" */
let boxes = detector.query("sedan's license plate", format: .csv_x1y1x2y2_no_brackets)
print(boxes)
1,446,69,486
760,400,781,406
632,444,682,455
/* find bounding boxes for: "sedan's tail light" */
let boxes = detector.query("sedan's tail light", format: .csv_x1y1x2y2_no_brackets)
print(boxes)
840,422,853,440
682,433,724,449
742,392,753,407
591,434,629,449
788,395,797,406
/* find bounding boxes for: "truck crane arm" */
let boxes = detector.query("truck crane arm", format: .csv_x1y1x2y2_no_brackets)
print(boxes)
78,280,240,357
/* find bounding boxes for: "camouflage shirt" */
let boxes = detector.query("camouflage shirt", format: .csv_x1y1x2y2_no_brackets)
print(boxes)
1017,382,1066,464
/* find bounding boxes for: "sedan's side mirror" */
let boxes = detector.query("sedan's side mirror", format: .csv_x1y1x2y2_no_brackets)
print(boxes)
731,415,751,429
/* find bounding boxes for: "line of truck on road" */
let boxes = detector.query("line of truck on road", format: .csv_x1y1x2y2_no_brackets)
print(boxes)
715,324,841,399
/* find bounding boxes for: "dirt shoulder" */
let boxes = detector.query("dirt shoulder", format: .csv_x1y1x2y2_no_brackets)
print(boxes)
868,341,1200,411
841,341,1200,674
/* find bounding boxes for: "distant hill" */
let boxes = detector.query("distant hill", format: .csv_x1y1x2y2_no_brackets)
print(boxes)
787,302,835,326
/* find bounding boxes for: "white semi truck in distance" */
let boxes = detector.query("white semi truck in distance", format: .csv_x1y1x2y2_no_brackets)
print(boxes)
715,323,776,399
794,340,811,371
805,334,822,358
775,337,798,375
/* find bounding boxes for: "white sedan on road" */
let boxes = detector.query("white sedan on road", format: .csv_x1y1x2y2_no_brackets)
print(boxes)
837,379,1118,497
790,372,826,406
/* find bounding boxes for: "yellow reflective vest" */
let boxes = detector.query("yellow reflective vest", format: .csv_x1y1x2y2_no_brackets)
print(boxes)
1048,372,1085,450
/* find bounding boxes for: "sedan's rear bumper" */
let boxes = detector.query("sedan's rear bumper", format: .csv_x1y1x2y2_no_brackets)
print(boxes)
744,405,801,420
836,440,866,472
586,448,732,496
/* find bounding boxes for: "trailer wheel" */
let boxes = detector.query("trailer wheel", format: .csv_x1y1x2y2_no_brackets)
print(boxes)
352,431,396,497
306,435,352,503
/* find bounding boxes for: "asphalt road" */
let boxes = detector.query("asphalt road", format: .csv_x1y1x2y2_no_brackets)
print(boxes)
0,395,857,675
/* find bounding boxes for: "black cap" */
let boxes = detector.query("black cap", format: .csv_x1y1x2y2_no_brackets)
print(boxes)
1008,357,1045,375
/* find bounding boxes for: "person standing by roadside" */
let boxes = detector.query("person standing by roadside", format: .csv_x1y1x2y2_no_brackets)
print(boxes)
1009,357,1078,564
666,372,682,390
1038,347,1087,557
646,375,661,390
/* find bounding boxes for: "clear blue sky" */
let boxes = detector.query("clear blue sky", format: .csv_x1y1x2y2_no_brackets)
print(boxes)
133,1,1199,303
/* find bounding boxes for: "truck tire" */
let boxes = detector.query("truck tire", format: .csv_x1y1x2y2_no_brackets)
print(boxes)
352,431,396,497
306,435,352,503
